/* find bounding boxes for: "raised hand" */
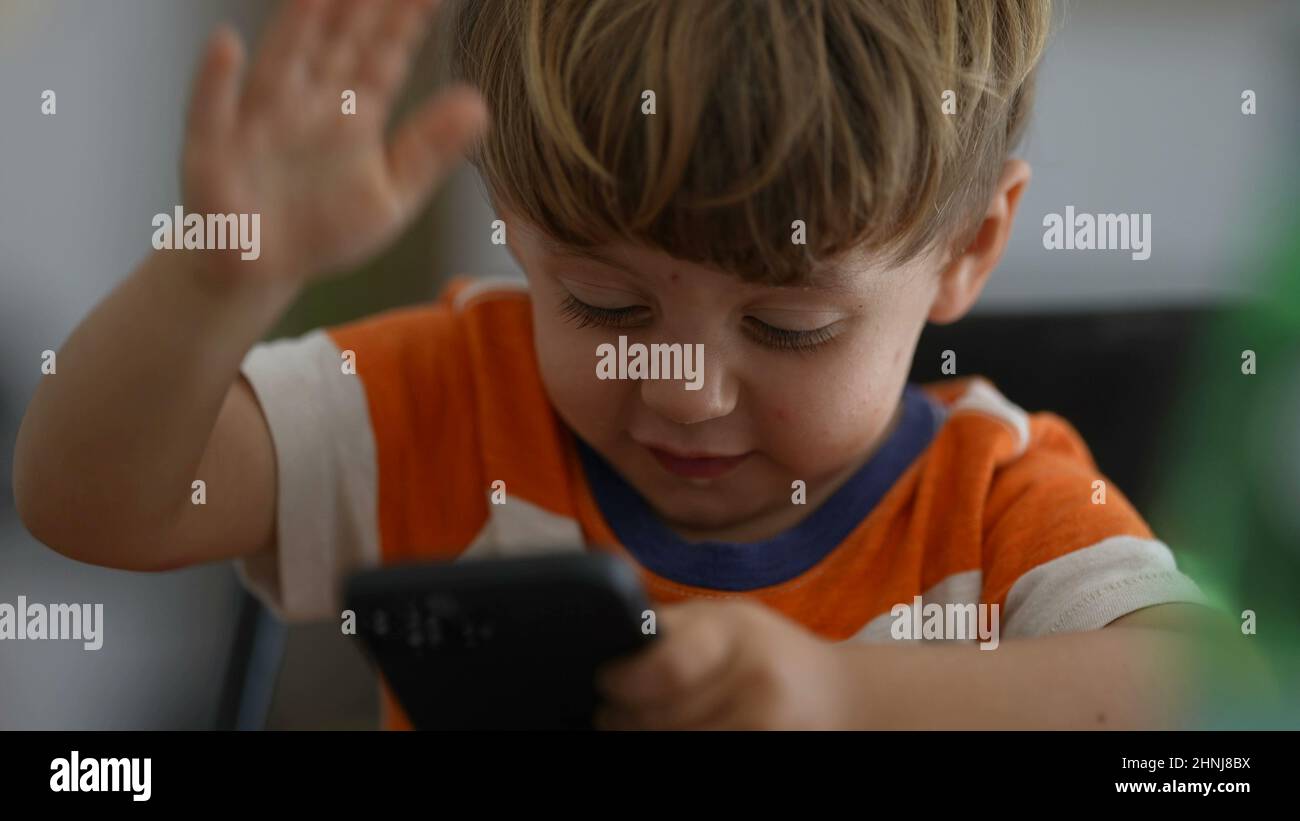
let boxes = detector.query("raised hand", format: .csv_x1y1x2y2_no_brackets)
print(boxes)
181,0,488,288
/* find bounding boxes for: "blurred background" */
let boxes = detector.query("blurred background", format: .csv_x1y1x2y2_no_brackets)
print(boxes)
1,0,1296,729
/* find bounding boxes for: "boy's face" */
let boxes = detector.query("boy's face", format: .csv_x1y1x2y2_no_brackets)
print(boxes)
504,208,948,541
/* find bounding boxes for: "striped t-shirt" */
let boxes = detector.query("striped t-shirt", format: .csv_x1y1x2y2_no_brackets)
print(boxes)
236,276,1206,730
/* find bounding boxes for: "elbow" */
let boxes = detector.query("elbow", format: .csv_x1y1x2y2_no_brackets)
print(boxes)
11,414,75,558
11,442,67,556
12,459,172,573
13,468,97,565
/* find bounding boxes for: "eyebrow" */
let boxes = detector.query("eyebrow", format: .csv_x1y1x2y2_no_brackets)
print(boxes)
537,233,864,295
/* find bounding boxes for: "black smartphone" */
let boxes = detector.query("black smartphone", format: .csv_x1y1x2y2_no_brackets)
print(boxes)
343,552,656,730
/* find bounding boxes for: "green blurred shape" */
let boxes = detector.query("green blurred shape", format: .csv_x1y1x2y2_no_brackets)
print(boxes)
1151,177,1300,729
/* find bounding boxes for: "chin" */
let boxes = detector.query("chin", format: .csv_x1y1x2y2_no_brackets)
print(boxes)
639,477,772,531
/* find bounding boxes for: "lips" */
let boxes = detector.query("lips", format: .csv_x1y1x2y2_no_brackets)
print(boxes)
643,445,751,480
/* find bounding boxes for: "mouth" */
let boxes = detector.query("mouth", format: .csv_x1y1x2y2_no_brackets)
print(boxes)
642,444,752,480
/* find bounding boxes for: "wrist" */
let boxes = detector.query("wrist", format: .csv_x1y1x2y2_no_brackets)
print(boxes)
151,248,304,318
136,249,306,354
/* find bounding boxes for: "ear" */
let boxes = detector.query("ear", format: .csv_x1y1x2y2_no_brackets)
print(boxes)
928,158,1031,324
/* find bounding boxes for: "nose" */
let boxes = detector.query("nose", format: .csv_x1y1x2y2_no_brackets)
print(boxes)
637,342,737,425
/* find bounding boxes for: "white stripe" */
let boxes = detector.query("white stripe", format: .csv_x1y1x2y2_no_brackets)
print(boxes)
848,569,983,643
234,330,380,623
452,275,529,312
1002,535,1209,638
460,495,586,561
950,379,1030,456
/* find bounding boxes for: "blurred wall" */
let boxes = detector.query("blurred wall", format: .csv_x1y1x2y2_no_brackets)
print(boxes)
0,0,273,729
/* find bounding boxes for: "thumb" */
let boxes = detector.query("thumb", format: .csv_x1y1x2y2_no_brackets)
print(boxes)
385,84,489,212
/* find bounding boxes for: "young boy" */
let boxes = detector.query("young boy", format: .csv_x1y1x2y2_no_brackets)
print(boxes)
15,0,1219,730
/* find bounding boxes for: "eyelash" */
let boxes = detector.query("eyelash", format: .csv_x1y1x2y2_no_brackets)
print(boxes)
557,294,839,353
558,294,645,329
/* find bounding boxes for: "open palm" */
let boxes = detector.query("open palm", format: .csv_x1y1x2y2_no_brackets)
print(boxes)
181,0,488,286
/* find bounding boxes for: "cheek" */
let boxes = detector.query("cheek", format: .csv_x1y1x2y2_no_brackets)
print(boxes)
762,373,883,439
535,322,591,404
754,341,908,466
532,315,628,435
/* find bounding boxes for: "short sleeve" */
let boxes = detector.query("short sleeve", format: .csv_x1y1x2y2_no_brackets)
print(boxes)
980,414,1210,638
235,328,381,623
234,287,505,627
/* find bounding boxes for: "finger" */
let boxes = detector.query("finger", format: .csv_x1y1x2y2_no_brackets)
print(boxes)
385,84,488,211
358,0,440,98
356,41,410,102
266,0,330,94
374,0,441,58
597,603,734,708
605,645,744,730
690,703,758,731
241,0,327,116
318,0,387,83
187,24,246,142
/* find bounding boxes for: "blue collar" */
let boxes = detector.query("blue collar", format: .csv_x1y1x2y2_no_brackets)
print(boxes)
575,385,941,591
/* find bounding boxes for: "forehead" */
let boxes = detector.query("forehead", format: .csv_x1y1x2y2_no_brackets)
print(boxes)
521,222,873,296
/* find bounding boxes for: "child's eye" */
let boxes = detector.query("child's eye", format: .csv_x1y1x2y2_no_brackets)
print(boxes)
559,293,838,353
743,318,840,353
558,294,648,329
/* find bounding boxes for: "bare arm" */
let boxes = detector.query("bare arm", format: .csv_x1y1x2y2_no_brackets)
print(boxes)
12,250,294,570
12,0,488,570
834,603,1278,729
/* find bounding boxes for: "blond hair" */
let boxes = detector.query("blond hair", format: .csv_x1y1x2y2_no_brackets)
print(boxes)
445,0,1053,284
